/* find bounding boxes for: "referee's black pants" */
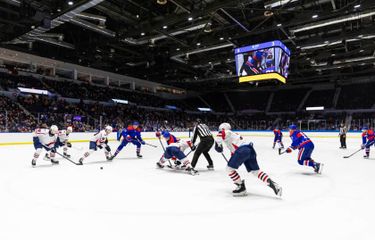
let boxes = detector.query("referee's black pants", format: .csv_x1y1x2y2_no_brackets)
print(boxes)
340,134,346,148
191,137,214,168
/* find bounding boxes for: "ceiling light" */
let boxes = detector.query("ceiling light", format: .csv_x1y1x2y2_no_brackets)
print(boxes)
354,4,361,9
331,54,336,56
220,37,224,41
136,14,140,18
204,22,212,33
188,17,193,21
359,49,364,53
68,1,74,6
157,0,167,5
141,32,145,36
57,8,61,12
196,42,201,46
312,14,318,19
176,48,180,51
227,58,231,61
163,25,168,29
277,23,282,27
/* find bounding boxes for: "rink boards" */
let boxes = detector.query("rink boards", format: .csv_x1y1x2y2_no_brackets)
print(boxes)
0,131,362,146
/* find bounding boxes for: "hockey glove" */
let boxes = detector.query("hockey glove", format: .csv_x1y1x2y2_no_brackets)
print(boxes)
66,142,72,148
155,131,161,138
361,144,366,149
140,140,146,145
286,148,292,153
215,142,223,153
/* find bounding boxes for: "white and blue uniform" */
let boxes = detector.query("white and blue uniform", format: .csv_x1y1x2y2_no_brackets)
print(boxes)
79,127,113,164
215,123,282,197
32,126,59,166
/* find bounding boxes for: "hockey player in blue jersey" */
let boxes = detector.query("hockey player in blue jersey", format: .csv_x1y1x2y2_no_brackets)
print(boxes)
285,125,323,174
108,121,145,160
361,127,375,159
156,130,198,175
273,127,284,149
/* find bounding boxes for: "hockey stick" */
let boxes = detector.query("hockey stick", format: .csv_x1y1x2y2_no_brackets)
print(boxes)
157,137,172,167
42,144,80,165
343,148,362,158
135,139,158,148
221,153,229,163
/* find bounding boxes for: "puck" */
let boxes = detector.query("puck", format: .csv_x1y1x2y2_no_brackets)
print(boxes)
100,167,103,170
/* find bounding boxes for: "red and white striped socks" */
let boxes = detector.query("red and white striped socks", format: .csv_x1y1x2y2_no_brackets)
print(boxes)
252,170,270,184
228,170,242,184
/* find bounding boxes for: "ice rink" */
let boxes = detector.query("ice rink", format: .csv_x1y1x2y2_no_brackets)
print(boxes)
0,133,374,240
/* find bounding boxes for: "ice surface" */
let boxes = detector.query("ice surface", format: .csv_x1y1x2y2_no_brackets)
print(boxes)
0,135,374,240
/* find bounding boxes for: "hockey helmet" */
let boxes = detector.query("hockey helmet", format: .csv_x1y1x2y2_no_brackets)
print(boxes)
219,123,231,131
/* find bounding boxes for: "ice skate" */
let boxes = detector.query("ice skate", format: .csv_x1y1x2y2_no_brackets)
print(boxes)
207,165,214,170
50,158,59,164
156,162,164,169
31,159,36,167
186,167,198,176
314,162,323,174
233,180,247,196
268,179,282,197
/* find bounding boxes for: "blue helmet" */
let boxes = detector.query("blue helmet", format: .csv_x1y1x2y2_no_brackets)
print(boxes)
289,124,297,130
162,130,170,138
362,126,368,131
132,121,140,126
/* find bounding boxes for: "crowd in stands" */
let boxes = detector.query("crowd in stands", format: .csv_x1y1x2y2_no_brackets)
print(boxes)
1,71,375,132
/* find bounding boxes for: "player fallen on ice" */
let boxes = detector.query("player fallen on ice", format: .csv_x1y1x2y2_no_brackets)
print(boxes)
31,125,60,167
361,126,374,159
55,126,73,158
215,123,282,197
285,124,323,174
108,121,145,160
156,130,198,175
272,127,284,149
78,125,113,165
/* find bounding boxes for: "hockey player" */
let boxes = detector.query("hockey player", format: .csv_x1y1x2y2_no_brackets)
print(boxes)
215,123,282,197
273,127,284,149
31,125,59,167
108,121,145,160
78,125,113,165
285,125,323,174
156,130,198,175
56,126,73,157
361,127,374,159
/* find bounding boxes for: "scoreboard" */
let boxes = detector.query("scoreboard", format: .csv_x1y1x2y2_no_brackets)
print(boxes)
234,40,290,84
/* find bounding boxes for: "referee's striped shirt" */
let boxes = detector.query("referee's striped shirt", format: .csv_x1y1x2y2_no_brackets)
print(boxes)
191,123,213,144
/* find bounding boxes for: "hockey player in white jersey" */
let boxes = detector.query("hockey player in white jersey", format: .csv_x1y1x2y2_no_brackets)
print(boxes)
78,126,113,165
32,125,59,167
56,126,73,158
156,130,198,175
215,123,282,197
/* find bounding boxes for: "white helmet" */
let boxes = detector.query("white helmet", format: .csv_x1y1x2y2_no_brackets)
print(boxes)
105,125,113,134
50,125,59,134
219,123,231,131
66,126,73,133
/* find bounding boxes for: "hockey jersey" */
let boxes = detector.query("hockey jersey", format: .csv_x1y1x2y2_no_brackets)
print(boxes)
216,129,246,155
165,134,192,152
289,130,313,150
118,126,143,142
273,129,283,138
91,130,110,146
58,130,70,142
362,129,375,145
33,128,58,148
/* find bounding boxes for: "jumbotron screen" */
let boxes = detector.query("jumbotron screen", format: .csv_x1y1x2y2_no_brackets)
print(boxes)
234,40,290,84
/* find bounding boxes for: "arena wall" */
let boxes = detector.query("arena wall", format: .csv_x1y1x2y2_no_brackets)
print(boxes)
0,131,362,146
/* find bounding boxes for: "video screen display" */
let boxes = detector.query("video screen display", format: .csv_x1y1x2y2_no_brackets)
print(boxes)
234,40,290,83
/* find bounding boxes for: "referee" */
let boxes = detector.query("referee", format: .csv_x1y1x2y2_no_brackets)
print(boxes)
191,119,214,170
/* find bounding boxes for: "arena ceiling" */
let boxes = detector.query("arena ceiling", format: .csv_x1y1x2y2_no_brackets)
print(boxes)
0,0,375,92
